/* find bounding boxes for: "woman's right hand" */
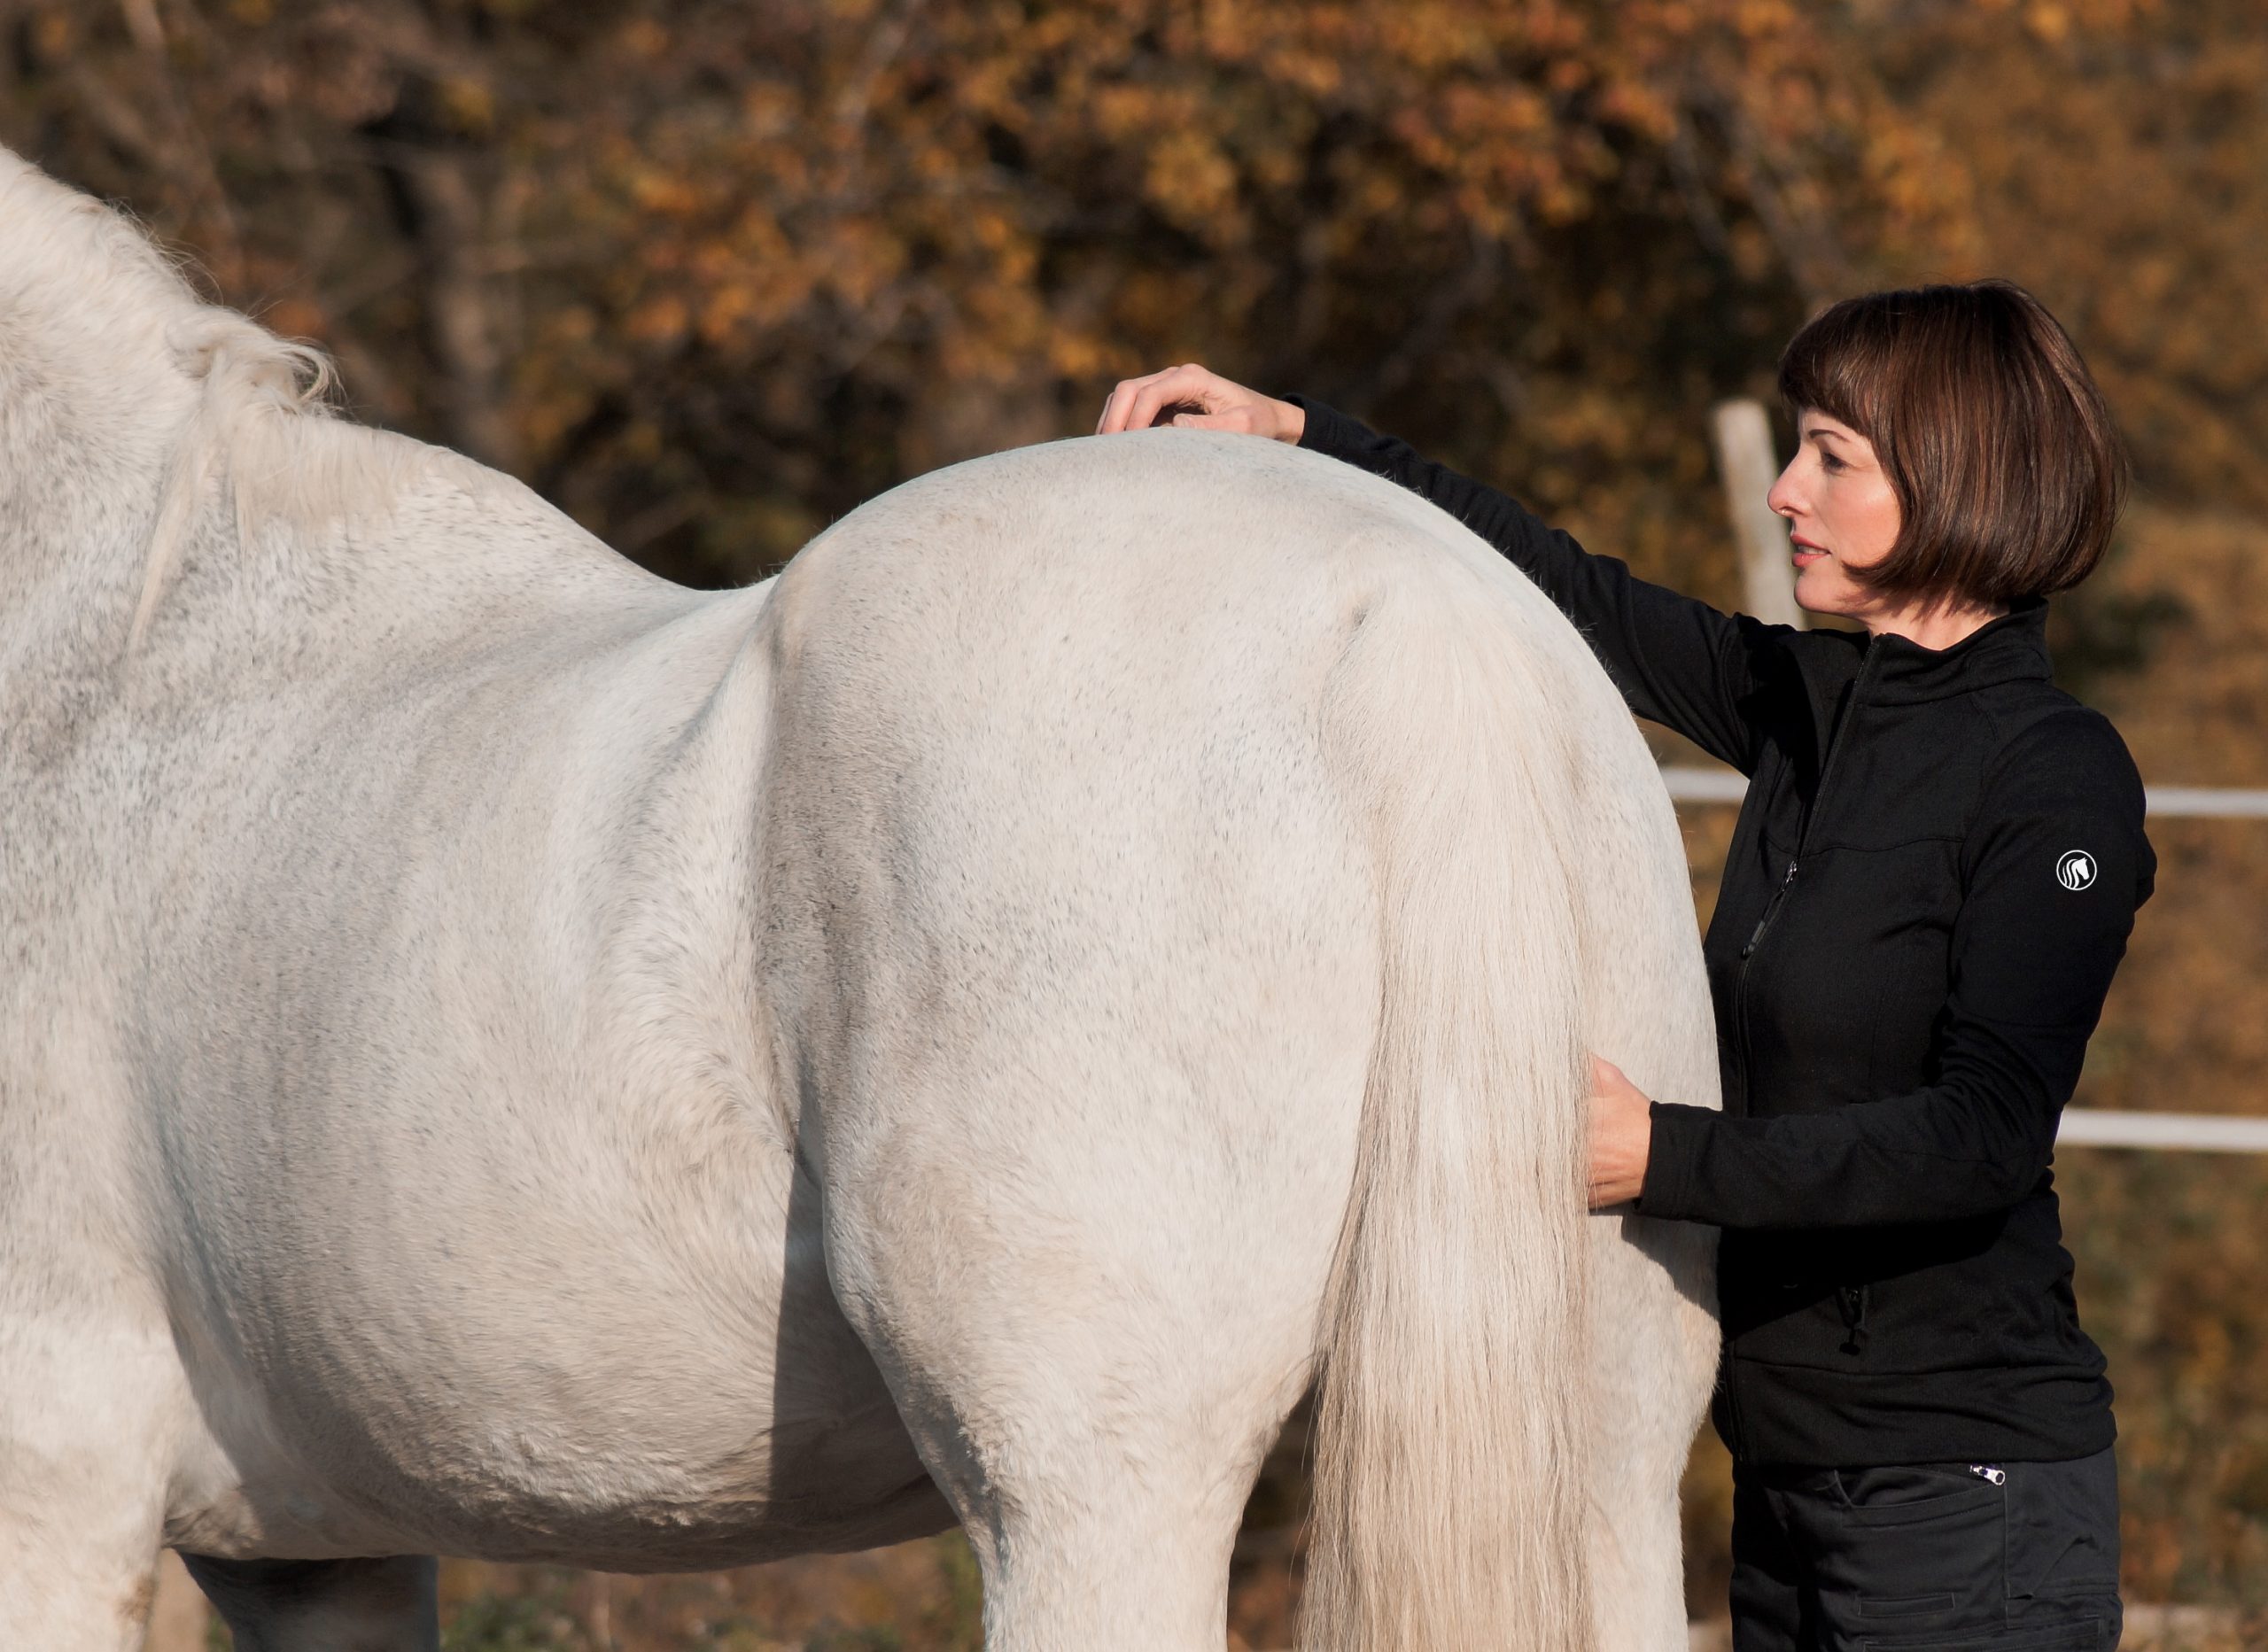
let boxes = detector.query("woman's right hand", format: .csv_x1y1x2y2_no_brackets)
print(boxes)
1094,364,1307,444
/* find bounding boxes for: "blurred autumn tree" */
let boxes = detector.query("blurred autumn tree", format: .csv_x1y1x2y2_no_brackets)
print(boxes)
0,0,1971,596
1865,0,2268,515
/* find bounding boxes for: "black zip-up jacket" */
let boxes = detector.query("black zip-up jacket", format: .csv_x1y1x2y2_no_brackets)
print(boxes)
1293,398,2155,1468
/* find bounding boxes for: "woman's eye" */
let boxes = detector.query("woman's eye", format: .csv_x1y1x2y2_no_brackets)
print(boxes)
1820,451,1845,472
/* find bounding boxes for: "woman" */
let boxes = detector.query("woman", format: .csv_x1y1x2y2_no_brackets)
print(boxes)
1098,281,2148,1650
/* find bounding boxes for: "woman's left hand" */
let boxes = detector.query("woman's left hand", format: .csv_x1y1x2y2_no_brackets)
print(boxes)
1587,1054,1653,1208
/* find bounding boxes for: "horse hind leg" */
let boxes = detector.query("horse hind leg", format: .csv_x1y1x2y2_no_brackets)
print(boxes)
819,1100,1325,1651
894,1388,1281,1652
178,1554,439,1652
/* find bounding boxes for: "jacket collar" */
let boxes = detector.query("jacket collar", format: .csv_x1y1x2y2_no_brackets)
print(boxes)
1858,596,2054,706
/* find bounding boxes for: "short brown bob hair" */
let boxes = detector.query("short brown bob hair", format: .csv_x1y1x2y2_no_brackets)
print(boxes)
1777,280,2127,605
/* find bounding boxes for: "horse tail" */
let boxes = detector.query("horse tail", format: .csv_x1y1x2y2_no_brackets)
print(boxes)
1302,570,1595,1651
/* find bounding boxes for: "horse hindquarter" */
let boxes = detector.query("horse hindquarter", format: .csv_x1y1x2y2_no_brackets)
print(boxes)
757,472,1384,1650
758,430,1715,1650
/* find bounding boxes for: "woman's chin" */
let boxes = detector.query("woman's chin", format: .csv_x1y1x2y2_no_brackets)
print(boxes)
1790,570,1859,621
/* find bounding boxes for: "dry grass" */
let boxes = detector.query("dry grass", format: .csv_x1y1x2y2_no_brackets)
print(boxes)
428,1538,982,1651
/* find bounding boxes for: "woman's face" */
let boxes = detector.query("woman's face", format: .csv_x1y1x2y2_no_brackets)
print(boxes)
1767,408,1906,622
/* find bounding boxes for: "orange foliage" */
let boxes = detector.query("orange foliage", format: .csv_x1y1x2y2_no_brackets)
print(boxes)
2,0,1969,591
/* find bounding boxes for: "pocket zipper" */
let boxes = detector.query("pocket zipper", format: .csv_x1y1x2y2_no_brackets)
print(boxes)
1968,1463,2007,1486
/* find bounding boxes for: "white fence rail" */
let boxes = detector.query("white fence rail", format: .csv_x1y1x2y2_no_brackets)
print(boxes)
1660,765,2268,819
2134,783,2268,819
2054,1110,2268,1153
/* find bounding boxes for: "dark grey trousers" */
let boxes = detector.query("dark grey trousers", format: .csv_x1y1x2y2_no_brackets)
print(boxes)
1729,1447,2123,1650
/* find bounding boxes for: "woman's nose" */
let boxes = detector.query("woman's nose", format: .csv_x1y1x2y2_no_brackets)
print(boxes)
1766,457,1803,520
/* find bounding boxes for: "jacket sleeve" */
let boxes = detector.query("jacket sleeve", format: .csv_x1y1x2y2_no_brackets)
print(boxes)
1640,710,2155,1229
1289,394,1787,771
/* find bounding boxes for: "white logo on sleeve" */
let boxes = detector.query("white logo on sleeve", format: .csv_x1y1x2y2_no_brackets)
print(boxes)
2057,849,2098,891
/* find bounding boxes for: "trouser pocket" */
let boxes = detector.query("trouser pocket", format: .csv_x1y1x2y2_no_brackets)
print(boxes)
1808,1462,2006,1637
1739,1454,2121,1650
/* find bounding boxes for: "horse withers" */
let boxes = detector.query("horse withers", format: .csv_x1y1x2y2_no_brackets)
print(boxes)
0,149,1719,1650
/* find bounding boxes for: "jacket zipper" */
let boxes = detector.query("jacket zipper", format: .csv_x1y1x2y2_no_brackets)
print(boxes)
1741,858,1800,959
1725,645,1886,1452
1732,645,1884,1043
1837,1284,1870,1354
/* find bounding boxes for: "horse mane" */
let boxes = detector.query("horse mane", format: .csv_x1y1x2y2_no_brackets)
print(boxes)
0,149,476,649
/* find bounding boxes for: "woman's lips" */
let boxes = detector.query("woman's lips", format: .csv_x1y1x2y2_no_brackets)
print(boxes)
1791,548,1827,569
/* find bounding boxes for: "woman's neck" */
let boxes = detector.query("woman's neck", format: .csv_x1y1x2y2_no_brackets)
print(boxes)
1861,595,2012,653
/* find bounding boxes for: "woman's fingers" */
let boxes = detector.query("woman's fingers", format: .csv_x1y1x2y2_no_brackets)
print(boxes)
1096,362,1244,435
1095,365,1304,442
1123,365,1218,433
1095,364,1199,434
1584,1052,1652,1207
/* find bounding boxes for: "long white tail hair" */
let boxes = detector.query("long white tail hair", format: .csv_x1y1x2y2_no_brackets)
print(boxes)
1303,568,1596,1651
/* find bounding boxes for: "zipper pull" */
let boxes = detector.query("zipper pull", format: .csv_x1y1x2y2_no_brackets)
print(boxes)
1741,863,1800,958
1837,1284,1869,1354
1968,1464,2007,1486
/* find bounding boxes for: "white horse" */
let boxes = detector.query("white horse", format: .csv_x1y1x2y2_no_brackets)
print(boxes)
0,149,1719,1651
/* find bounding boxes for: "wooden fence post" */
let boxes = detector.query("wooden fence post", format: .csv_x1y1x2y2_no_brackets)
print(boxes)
1710,399,1806,629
